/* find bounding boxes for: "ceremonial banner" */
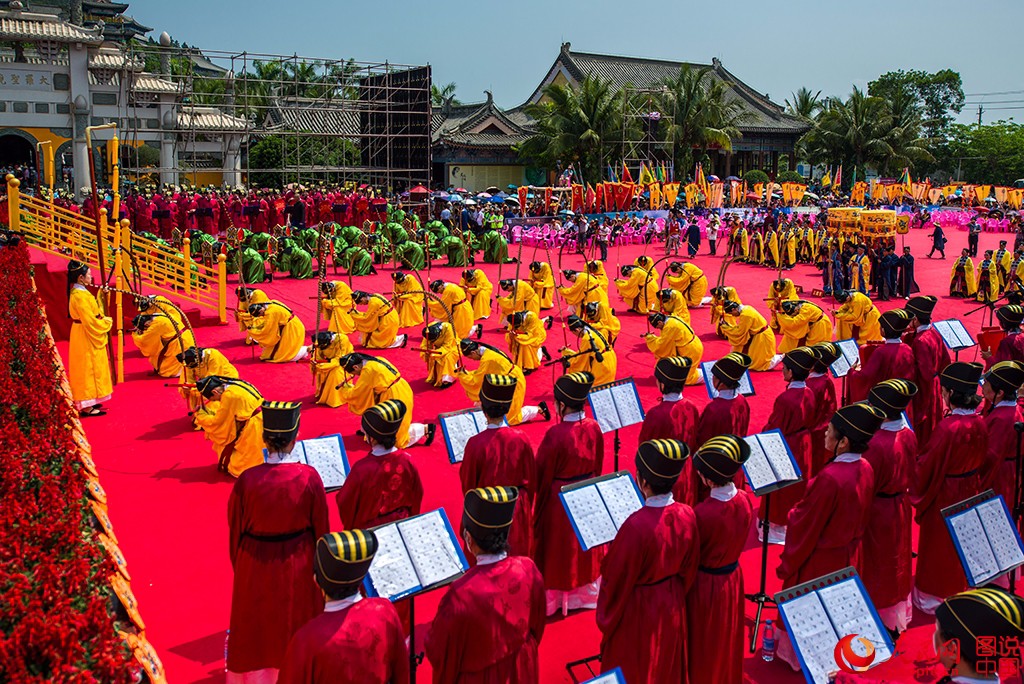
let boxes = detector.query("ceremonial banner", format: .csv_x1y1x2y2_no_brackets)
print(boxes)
649,183,662,209
976,185,992,205
753,183,765,201
928,188,943,204
596,184,606,212
586,184,597,212
664,182,680,207
572,184,584,213
707,182,724,209
517,186,528,214
544,187,553,212
995,186,1009,204
684,183,699,209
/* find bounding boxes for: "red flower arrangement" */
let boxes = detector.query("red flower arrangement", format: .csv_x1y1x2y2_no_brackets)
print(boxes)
0,243,138,683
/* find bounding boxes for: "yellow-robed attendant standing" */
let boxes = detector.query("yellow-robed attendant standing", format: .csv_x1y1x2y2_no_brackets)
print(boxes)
131,313,196,378
429,280,478,339
644,312,704,385
506,310,548,373
834,290,882,343
561,315,616,386
178,346,237,412
976,251,1000,303
320,281,355,334
720,300,778,371
656,288,692,325
765,229,780,266
665,261,707,307
460,269,494,321
391,272,425,329
234,286,268,337
849,248,872,293
420,321,461,388
949,251,977,298
309,331,352,407
336,354,434,448
734,225,750,261
614,264,658,314
194,376,265,477
582,301,621,345
776,300,833,353
351,291,405,349
67,261,112,415
456,340,547,425
529,261,556,309
247,301,308,362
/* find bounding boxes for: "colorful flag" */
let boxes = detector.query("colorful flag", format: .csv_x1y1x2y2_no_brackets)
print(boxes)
821,168,832,188
833,165,842,190
638,162,656,186
621,163,633,184
663,182,680,207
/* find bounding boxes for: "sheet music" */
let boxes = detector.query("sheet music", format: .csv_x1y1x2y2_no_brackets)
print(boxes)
949,509,1001,584
741,437,778,491
818,580,893,665
701,360,754,397
588,387,622,432
935,320,976,350
442,411,485,463
595,476,643,530
583,671,624,684
760,433,798,482
561,485,617,549
610,383,644,428
831,339,859,378
398,511,464,589
975,498,1024,574
780,592,839,684
299,436,348,489
367,523,419,599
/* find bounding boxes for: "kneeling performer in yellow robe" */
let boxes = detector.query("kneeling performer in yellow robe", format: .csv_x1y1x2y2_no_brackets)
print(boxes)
309,331,353,407
335,353,435,448
194,376,265,477
351,291,406,349
247,301,308,362
560,315,617,386
178,345,237,412
644,312,703,385
720,300,779,371
457,340,549,425
131,313,196,378
420,321,461,388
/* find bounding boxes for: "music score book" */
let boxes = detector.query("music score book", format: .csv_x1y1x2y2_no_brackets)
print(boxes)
582,668,626,684
775,567,894,684
742,429,802,496
700,359,755,399
829,338,860,379
439,408,489,464
933,319,976,351
587,378,645,434
263,434,349,491
943,489,1024,587
559,472,644,551
364,508,469,603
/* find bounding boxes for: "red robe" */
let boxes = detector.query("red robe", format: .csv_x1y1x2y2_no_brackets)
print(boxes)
806,372,838,477
911,413,989,599
533,417,605,591
460,426,537,558
906,326,951,448
760,384,815,526
638,397,700,506
777,456,875,587
692,394,751,503
279,598,408,684
227,463,330,674
987,331,1024,368
982,403,1021,509
862,423,917,609
849,341,917,403
336,449,423,529
597,502,700,684
425,556,546,684
688,489,755,684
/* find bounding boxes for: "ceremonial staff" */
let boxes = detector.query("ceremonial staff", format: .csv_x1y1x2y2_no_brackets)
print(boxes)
313,222,328,390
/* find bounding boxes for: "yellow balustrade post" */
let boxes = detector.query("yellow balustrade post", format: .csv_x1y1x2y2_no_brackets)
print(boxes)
113,218,125,384
182,237,192,295
110,135,120,223
97,207,107,267
217,253,227,324
7,176,20,234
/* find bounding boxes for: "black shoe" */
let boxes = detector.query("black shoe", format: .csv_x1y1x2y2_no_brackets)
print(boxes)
545,316,553,330
369,266,378,274
538,401,551,422
541,346,552,362
423,423,436,446
523,368,535,376
476,325,483,340
399,334,408,349
439,381,454,389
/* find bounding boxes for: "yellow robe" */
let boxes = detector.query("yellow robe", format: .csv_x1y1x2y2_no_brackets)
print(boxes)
563,330,617,386
976,259,1000,303
615,268,658,314
352,294,401,348
586,303,621,344
179,348,237,412
583,264,612,307
996,249,1013,290
785,233,798,265
460,271,494,320
248,302,307,362
735,228,750,260
765,231,780,265
835,292,882,344
506,312,547,370
633,258,659,284
667,263,707,307
776,303,833,353
393,278,425,329
766,280,799,329
497,280,540,319
337,359,416,448
710,287,741,335
850,255,872,293
721,305,777,371
420,322,461,387
321,281,355,334
141,295,184,327
131,314,196,378
658,289,692,326
529,263,556,309
950,257,977,297
311,335,353,408
644,315,703,385
432,283,475,339
193,382,265,477
68,286,113,409
235,288,268,333
457,348,531,425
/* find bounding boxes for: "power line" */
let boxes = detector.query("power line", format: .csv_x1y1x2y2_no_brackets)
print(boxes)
964,89,1024,97
964,99,1024,106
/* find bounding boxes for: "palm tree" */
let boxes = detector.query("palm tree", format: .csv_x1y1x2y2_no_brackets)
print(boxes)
802,87,893,180
880,84,935,175
431,82,461,108
785,87,822,121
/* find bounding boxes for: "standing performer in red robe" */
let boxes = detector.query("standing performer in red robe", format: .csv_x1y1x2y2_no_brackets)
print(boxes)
460,375,537,559
806,343,841,476
692,353,752,502
426,487,546,684
638,357,700,505
912,362,990,614
279,530,409,684
775,402,883,672
849,309,916,402
533,372,605,616
227,401,330,683
981,361,1024,510
904,296,951,447
597,439,700,684
688,435,755,684
759,347,817,544
863,380,919,634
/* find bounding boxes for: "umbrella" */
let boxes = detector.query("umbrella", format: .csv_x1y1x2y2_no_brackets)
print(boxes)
985,196,997,203
495,191,509,199
725,176,741,182
504,197,520,205
431,191,448,198
448,193,463,202
477,192,492,198
464,199,477,206
745,192,760,199
803,191,820,200
485,186,500,194
507,184,518,190
559,209,575,216
708,175,720,183
487,196,504,204
409,185,429,194
455,187,468,193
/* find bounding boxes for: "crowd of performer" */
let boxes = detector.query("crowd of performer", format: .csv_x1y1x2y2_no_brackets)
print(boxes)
62,197,1024,684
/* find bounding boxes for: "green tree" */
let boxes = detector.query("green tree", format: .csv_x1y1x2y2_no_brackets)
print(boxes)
868,69,964,140
785,87,823,121
943,122,1024,184
431,82,461,108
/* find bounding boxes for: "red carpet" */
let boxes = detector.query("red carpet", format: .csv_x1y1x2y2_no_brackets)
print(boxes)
43,226,1011,683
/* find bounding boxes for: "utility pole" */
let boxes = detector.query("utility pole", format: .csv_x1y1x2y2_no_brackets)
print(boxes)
978,104,984,125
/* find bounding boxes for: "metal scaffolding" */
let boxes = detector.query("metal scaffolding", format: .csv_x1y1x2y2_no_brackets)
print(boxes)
620,84,672,179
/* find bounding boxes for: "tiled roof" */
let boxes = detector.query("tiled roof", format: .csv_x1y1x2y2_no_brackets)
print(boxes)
432,96,533,149
177,106,249,132
0,11,104,44
132,73,179,93
264,98,361,137
89,48,143,71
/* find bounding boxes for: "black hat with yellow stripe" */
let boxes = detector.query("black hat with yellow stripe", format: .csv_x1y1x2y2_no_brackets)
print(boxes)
361,399,407,442
879,309,911,339
480,374,517,412
940,361,984,394
711,353,752,386
463,486,519,540
985,360,1024,395
867,379,918,419
781,346,817,374
554,371,594,406
655,356,692,385
936,587,1024,667
694,434,750,486
905,295,938,320
636,439,689,488
830,402,886,444
997,304,1024,327
811,342,843,370
262,400,302,443
314,530,378,592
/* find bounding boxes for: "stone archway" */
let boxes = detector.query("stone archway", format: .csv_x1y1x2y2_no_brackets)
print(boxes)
0,130,37,174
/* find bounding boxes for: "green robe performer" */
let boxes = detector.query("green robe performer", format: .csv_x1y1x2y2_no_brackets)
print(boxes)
395,241,426,270
479,226,510,264
342,244,376,276
279,237,314,279
437,235,469,266
230,247,268,284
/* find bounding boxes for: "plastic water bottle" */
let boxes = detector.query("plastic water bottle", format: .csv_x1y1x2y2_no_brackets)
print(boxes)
762,620,776,662
224,630,230,672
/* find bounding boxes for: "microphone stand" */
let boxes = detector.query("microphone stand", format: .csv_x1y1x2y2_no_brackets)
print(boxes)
1014,422,1024,593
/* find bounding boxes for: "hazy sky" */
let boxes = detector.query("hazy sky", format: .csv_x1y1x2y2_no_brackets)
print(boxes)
133,0,1023,125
